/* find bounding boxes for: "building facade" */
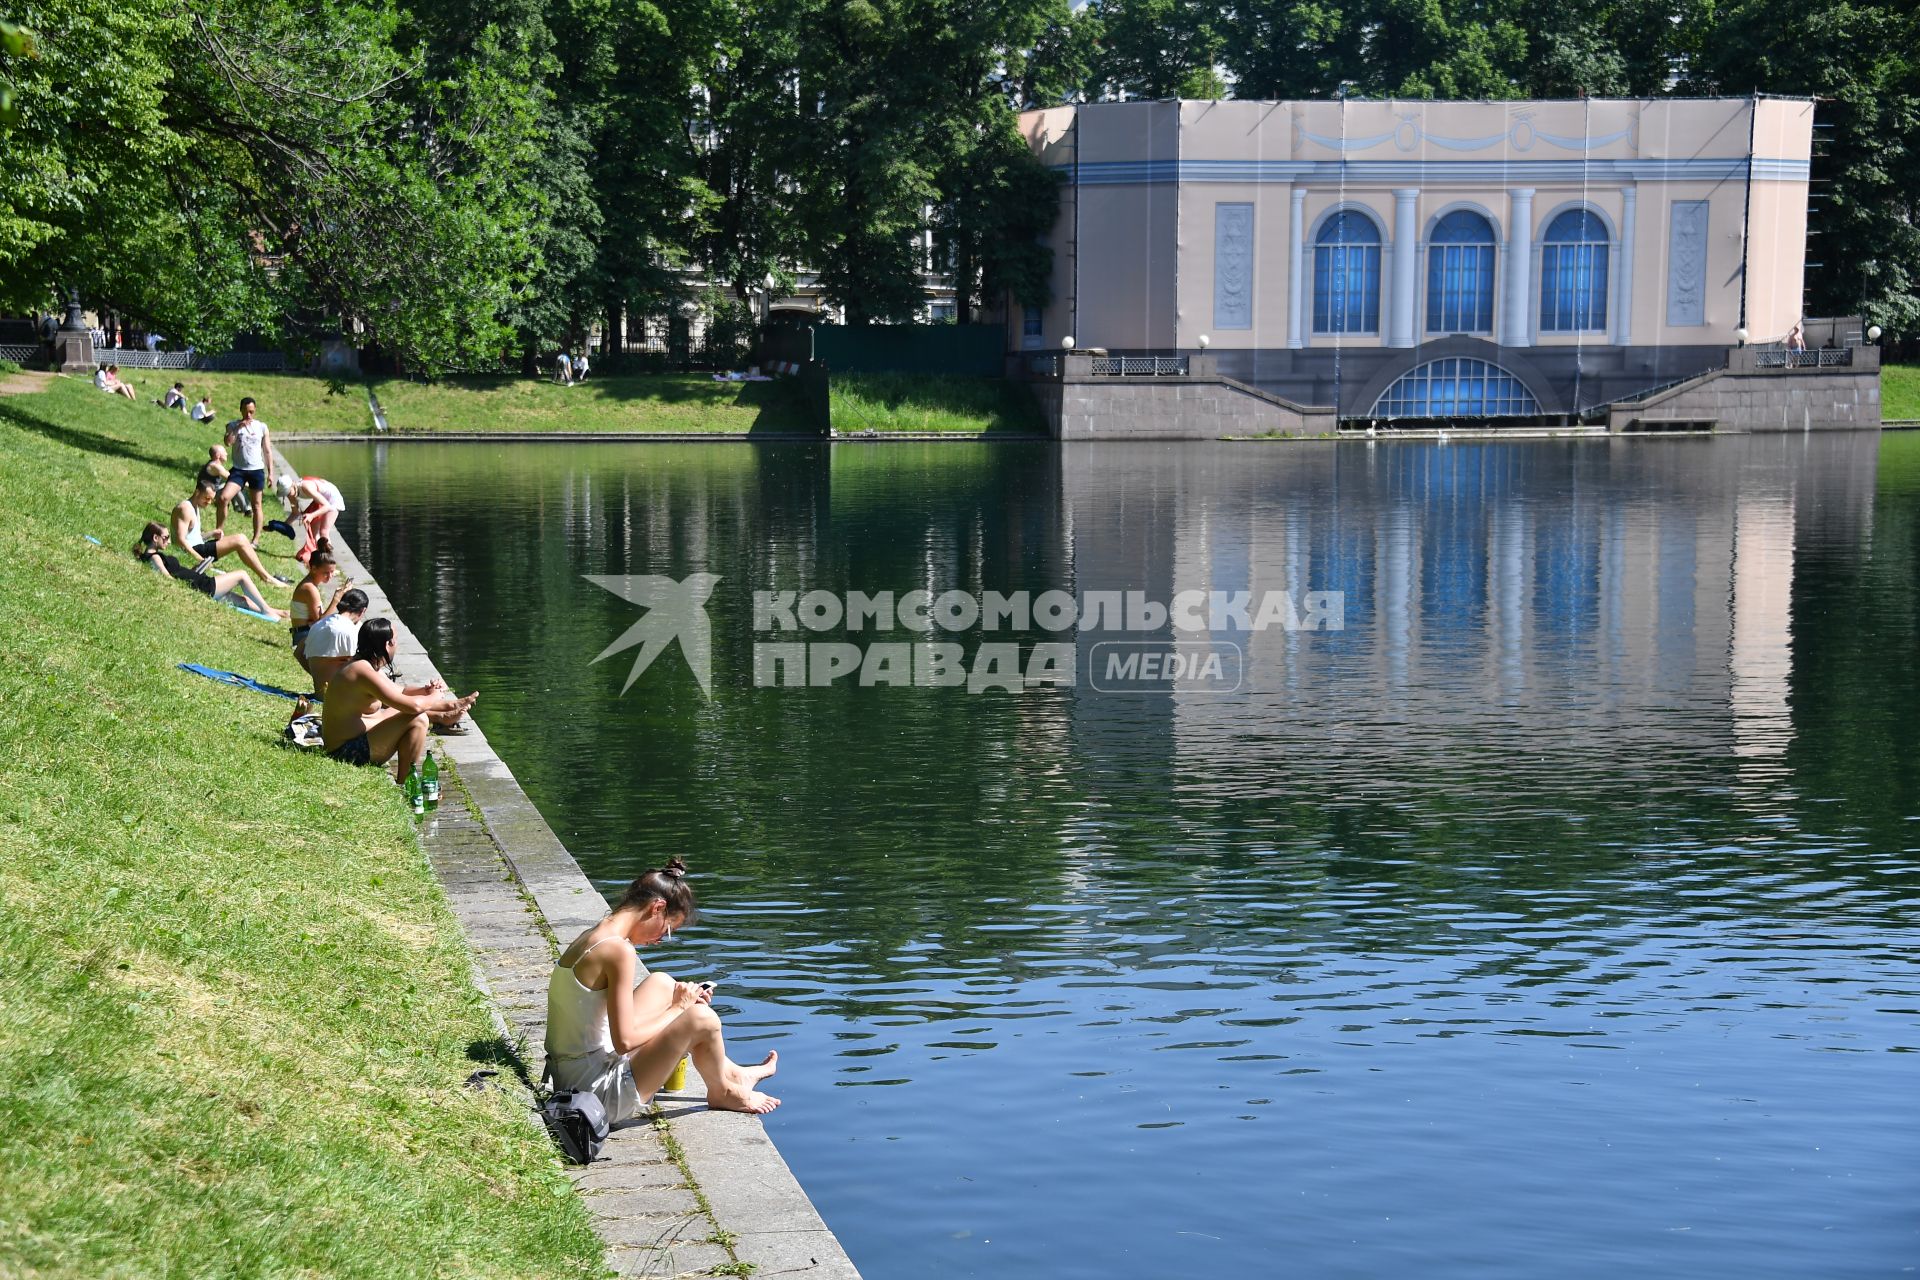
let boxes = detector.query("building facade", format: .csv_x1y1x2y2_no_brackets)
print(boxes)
1016,98,1816,421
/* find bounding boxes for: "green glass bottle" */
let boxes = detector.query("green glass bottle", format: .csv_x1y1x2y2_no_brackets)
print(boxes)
422,752,440,810
406,767,424,816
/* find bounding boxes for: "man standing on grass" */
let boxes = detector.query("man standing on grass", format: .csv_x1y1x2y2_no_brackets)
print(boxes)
221,397,273,544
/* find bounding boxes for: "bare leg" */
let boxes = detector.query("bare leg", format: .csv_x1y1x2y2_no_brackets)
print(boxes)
365,710,427,779
626,1002,780,1114
249,488,265,544
215,482,240,533
214,533,280,582
213,570,284,619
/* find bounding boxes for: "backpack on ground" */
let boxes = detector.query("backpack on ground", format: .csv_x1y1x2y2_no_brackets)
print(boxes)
538,1060,608,1164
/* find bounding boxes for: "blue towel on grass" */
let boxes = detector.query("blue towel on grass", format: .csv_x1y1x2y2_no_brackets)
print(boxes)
223,599,278,623
177,663,316,702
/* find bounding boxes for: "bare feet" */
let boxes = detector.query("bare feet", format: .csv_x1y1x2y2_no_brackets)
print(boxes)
707,1053,781,1114
738,1050,778,1085
707,1085,781,1115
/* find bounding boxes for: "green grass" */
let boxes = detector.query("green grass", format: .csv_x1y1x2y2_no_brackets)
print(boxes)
828,373,1044,434
154,370,815,435
1883,363,1920,421
0,379,606,1278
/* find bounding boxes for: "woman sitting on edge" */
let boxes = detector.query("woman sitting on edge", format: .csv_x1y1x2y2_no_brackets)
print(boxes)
133,523,284,619
289,541,349,683
548,860,780,1120
319,618,476,775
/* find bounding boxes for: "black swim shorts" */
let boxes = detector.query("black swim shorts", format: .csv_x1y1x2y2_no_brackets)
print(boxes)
327,734,372,766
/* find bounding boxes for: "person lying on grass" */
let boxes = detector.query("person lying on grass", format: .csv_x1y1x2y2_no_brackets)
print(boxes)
289,541,352,687
548,859,780,1120
133,522,284,620
318,618,476,776
171,480,292,585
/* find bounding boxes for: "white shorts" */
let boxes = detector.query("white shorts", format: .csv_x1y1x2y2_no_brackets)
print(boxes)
550,1049,641,1124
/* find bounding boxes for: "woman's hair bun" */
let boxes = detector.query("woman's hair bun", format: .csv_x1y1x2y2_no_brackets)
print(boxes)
314,536,333,555
660,857,689,879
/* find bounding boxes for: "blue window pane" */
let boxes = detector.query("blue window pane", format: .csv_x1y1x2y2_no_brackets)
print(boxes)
1539,209,1609,332
1313,211,1382,335
1426,211,1496,334
1370,358,1541,420
1023,306,1043,337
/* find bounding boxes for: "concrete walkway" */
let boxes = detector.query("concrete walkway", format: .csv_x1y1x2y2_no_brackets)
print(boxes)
284,447,860,1279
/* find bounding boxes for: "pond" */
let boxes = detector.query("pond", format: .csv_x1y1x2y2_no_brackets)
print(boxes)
295,433,1920,1279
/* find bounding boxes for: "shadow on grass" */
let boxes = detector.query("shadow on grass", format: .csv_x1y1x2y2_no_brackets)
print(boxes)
0,397,186,471
467,1036,537,1090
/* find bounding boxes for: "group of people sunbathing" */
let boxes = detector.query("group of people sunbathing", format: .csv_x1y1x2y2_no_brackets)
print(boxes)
120,385,777,1120
130,394,480,781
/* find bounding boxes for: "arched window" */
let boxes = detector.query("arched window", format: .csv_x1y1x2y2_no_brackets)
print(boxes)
1426,210,1496,334
1370,358,1541,419
1538,209,1609,333
1313,211,1382,335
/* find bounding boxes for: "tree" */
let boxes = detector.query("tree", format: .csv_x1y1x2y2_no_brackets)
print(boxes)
1086,0,1226,100
0,0,547,370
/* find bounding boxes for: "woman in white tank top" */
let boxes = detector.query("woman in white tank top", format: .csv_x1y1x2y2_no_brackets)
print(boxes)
545,858,780,1121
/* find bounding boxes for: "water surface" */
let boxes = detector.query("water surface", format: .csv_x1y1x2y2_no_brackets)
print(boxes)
297,434,1920,1278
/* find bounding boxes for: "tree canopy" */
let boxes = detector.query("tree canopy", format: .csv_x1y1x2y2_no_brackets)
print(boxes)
1,0,1914,358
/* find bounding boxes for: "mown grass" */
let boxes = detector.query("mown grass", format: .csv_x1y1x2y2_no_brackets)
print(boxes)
0,377,606,1278
828,373,1044,434
1883,363,1920,421
163,370,813,435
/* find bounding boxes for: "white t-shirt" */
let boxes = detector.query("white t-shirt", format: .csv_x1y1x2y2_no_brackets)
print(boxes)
304,612,361,659
192,401,215,422
229,419,269,470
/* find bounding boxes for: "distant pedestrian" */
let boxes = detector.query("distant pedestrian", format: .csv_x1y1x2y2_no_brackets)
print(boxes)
160,381,188,411
573,350,591,382
1786,321,1807,366
554,350,573,385
191,393,216,424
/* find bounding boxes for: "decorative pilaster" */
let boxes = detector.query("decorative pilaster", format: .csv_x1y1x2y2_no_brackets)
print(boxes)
1504,188,1535,347
1288,188,1307,349
1390,188,1420,348
1614,185,1637,346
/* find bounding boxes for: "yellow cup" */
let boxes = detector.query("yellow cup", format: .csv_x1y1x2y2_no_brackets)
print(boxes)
663,1055,689,1093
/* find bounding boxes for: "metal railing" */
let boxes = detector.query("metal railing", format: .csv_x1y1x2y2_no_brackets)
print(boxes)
0,344,39,365
1090,355,1189,376
1756,348,1853,368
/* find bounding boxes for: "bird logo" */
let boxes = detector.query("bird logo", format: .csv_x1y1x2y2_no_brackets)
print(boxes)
584,574,721,697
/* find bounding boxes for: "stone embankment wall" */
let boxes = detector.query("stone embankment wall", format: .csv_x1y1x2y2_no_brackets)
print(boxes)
1610,345,1882,432
1033,353,1337,440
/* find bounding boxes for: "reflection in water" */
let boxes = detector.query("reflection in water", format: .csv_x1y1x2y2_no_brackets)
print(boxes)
302,432,1920,1280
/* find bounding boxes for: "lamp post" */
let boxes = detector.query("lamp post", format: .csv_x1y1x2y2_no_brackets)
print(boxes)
1061,335,1075,350
62,286,84,331
1734,327,1749,347
1867,325,1883,343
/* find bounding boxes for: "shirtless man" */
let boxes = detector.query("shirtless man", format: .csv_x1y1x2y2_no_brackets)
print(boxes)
170,481,290,584
320,618,477,778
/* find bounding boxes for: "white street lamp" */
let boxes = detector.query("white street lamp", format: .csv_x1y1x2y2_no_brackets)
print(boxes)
1196,334,1211,349
1061,335,1076,350
1868,325,1883,342
1734,327,1750,347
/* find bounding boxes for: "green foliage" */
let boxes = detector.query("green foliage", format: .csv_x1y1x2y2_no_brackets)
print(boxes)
1884,365,1920,421
1086,0,1226,99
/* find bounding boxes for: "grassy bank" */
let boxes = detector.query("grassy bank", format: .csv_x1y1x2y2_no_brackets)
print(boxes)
0,378,604,1277
1884,363,1920,420
145,369,813,435
828,373,1044,434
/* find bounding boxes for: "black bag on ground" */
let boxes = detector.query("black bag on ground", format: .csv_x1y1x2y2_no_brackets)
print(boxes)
539,1088,608,1164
